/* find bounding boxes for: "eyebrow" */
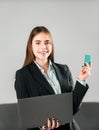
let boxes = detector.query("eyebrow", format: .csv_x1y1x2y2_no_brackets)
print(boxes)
34,40,50,42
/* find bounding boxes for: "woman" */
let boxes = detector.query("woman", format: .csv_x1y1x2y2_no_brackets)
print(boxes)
14,26,92,130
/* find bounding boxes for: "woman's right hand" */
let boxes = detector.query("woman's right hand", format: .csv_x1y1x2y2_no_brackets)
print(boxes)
41,118,61,130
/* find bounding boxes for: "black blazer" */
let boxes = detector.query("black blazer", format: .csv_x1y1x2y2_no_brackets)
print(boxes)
15,62,89,130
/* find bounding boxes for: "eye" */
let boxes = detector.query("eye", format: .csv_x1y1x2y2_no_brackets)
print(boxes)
45,42,49,44
35,42,40,45
45,41,51,45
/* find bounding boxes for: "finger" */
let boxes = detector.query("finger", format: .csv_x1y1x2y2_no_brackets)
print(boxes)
51,118,56,129
89,62,92,69
84,62,89,67
42,125,47,130
47,118,52,129
81,67,87,73
82,65,90,72
84,62,92,71
56,120,61,128
81,65,87,71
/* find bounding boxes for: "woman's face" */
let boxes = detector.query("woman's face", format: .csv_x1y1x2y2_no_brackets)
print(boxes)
32,32,52,62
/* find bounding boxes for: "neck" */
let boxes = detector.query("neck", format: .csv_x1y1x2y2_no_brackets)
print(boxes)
35,59,49,74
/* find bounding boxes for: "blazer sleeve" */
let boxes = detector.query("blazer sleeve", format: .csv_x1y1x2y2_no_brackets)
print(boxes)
15,71,41,130
66,65,89,115
14,70,29,99
73,81,89,114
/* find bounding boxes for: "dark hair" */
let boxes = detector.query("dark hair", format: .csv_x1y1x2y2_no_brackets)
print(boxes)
23,26,54,67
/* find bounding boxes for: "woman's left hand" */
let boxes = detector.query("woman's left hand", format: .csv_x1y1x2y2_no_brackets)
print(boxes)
78,62,92,81
41,118,61,130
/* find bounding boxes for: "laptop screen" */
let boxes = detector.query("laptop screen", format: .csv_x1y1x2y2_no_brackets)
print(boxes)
18,92,73,128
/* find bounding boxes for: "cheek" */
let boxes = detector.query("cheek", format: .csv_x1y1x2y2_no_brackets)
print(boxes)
49,45,52,52
32,45,38,55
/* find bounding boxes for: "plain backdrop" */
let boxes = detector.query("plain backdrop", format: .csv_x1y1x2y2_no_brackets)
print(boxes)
0,0,99,103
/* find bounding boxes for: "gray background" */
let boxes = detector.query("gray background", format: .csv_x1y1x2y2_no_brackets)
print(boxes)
0,0,98,103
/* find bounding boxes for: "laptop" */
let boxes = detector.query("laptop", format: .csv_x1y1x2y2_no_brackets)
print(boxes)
18,92,73,129
0,103,19,129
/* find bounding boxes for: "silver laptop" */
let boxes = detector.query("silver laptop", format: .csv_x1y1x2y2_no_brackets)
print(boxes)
0,103,19,129
18,92,73,129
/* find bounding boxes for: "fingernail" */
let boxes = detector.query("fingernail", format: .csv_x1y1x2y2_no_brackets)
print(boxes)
52,118,55,120
84,63,87,66
48,118,50,120
44,126,47,128
42,125,47,129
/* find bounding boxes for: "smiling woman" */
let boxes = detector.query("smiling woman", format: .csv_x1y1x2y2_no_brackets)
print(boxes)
23,26,54,67
14,26,92,130
32,32,52,73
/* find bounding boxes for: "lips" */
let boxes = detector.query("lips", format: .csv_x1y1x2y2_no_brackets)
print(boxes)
39,51,48,54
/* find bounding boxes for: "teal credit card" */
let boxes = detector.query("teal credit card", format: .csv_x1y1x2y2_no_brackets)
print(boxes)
84,54,91,65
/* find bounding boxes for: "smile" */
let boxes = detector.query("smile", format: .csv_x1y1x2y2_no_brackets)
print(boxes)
39,51,48,54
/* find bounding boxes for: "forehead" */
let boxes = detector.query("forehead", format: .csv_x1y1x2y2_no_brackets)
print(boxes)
33,32,51,41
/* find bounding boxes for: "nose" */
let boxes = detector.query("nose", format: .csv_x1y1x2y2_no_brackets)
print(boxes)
41,43,46,49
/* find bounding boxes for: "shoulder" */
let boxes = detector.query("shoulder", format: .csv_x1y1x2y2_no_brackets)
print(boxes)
52,62,72,77
15,62,33,76
53,62,70,72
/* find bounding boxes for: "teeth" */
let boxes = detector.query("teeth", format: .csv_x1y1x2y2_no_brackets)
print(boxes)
40,51,48,53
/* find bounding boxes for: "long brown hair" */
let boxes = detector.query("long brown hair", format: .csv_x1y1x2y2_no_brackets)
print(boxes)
23,26,54,67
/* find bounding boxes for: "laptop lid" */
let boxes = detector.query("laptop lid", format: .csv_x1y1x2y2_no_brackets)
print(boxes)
0,103,19,129
18,92,73,128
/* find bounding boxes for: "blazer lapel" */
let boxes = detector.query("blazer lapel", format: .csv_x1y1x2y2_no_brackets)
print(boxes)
52,63,67,93
29,62,55,94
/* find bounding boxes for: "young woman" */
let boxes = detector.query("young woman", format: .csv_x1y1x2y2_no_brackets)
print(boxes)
14,26,92,130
